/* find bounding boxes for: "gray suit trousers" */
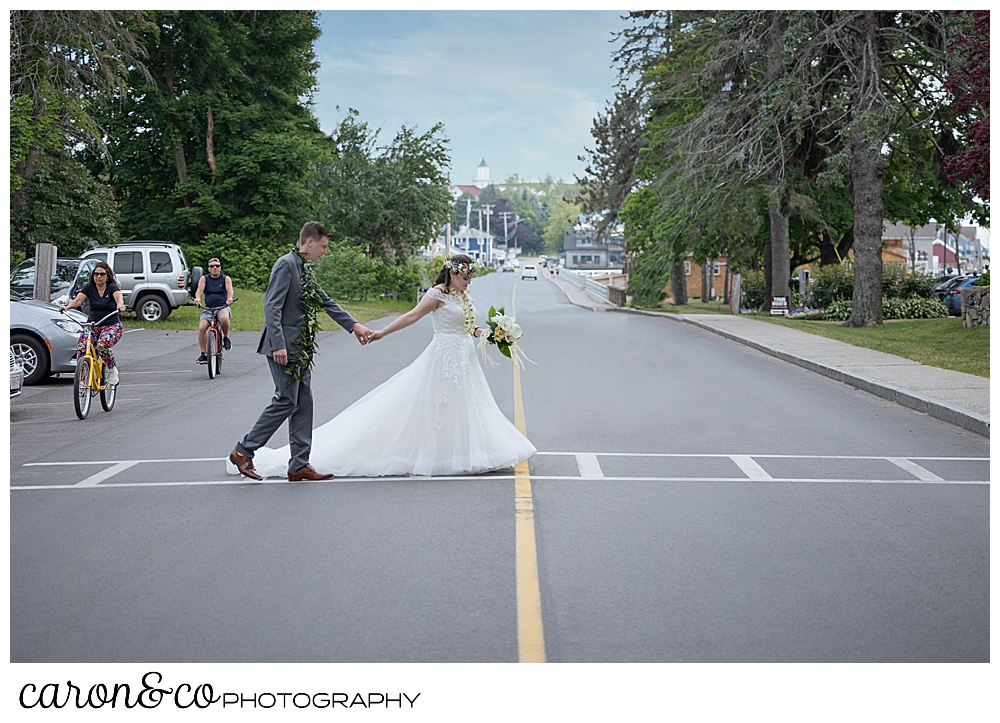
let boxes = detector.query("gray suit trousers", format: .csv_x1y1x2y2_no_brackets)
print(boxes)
236,356,313,474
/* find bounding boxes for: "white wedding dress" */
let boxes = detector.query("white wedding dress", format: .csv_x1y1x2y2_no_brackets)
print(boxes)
236,287,536,478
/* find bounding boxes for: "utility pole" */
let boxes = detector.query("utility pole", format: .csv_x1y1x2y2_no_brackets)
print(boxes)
482,203,494,266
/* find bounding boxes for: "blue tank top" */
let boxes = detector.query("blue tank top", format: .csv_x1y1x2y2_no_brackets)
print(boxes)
204,274,228,308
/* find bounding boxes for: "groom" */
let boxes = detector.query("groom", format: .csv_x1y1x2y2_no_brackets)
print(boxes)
230,221,374,481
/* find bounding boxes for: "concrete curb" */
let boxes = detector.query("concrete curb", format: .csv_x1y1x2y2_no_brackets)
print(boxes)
608,306,990,438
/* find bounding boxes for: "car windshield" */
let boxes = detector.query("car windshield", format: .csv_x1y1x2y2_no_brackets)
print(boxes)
935,276,968,290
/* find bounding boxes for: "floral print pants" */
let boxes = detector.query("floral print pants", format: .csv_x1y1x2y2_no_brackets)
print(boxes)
77,322,123,369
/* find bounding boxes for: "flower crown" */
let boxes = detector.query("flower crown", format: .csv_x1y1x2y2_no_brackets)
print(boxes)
445,258,480,276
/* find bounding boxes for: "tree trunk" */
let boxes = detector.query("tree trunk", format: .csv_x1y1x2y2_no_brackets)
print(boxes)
765,13,791,313
845,11,885,327
819,229,853,266
671,261,687,305
768,178,791,306
701,258,712,302
164,75,189,186
763,242,773,310
206,104,217,175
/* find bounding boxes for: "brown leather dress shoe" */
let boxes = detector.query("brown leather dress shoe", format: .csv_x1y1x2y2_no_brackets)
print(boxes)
288,465,334,481
230,450,263,481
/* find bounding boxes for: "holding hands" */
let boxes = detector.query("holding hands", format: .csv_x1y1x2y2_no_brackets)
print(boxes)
352,323,375,345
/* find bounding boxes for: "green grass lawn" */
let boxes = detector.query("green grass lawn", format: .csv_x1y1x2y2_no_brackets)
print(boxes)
746,314,989,378
631,298,734,315
123,288,415,333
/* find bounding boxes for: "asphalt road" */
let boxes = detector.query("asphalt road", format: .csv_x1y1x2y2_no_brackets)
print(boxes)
10,269,989,663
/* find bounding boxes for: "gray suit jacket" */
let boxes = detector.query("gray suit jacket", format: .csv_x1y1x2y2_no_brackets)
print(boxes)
256,250,358,356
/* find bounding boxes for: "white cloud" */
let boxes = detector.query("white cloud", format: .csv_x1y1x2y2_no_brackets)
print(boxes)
312,10,621,181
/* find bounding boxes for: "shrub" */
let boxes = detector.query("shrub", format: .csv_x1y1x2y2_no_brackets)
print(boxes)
973,271,990,286
809,264,855,308
822,297,949,321
740,269,766,309
185,233,285,292
316,242,429,302
883,268,938,299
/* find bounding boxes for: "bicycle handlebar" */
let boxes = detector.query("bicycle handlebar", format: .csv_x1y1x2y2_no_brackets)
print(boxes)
196,297,238,311
61,309,120,327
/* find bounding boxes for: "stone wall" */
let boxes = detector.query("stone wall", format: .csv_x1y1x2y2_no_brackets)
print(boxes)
961,287,989,327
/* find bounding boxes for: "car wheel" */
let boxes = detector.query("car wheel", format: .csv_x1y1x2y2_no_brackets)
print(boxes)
10,334,50,385
136,295,170,323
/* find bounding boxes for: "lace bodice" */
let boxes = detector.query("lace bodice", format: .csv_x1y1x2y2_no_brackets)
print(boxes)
425,287,475,336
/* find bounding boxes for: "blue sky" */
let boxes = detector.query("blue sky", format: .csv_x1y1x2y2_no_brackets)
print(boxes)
311,10,626,185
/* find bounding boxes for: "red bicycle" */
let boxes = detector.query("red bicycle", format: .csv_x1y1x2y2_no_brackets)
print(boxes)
198,299,236,379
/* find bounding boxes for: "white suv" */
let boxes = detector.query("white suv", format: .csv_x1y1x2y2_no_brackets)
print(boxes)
520,264,538,280
57,241,200,322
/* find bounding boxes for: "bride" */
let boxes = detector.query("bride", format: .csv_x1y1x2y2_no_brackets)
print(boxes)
238,254,536,478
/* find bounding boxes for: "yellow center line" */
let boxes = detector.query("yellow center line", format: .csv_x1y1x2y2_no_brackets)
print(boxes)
511,281,546,663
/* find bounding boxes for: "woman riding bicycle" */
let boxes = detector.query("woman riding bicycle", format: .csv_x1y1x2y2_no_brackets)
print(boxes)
59,261,126,385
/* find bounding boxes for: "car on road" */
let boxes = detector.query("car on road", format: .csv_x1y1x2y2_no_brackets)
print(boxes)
54,241,200,322
10,290,88,385
502,261,516,272
10,348,24,398
9,257,82,300
520,264,538,280
937,275,981,316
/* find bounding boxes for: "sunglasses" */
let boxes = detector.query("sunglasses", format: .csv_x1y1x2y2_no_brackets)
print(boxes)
92,271,108,277
208,264,221,268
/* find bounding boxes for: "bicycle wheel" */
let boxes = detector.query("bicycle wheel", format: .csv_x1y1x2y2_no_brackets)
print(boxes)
74,357,92,419
207,330,217,379
100,364,117,412
215,341,223,376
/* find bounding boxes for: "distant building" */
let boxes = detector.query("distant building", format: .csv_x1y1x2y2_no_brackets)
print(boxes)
449,158,493,199
663,256,729,303
560,216,624,270
882,221,988,274
429,224,497,266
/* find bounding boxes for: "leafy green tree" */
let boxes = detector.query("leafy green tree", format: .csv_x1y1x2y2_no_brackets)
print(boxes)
10,10,150,191
314,110,452,261
10,151,119,258
89,10,326,250
542,197,581,254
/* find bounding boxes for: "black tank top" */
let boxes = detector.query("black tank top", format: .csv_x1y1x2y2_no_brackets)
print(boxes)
204,274,228,308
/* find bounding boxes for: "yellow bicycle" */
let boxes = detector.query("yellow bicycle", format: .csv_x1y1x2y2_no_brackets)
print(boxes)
72,311,119,419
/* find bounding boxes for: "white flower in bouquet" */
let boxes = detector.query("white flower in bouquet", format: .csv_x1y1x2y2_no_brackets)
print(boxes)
481,305,534,369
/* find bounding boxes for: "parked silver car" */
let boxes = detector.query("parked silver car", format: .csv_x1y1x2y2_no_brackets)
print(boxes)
9,257,82,299
10,348,24,398
10,291,87,385
54,241,200,322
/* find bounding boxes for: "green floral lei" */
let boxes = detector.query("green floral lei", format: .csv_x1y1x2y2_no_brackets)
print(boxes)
455,291,476,334
285,243,323,384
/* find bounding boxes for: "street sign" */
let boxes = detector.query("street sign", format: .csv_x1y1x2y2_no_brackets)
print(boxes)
770,295,789,315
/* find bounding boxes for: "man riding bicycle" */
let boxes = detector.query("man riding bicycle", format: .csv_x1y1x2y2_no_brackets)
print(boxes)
193,258,234,364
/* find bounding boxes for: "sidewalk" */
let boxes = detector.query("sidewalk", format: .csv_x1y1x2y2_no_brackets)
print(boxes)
546,273,989,437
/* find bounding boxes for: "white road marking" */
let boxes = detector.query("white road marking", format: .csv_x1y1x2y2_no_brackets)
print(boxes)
24,457,226,466
535,452,987,461
887,458,946,482
12,401,74,406
75,461,140,487
122,370,193,374
575,453,604,478
20,453,991,466
16,453,988,490
730,455,773,480
11,475,988,492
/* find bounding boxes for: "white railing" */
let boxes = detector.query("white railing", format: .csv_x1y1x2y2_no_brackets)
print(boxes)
561,268,610,304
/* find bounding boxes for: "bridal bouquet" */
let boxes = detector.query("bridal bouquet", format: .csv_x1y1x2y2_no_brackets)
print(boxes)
479,305,532,368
